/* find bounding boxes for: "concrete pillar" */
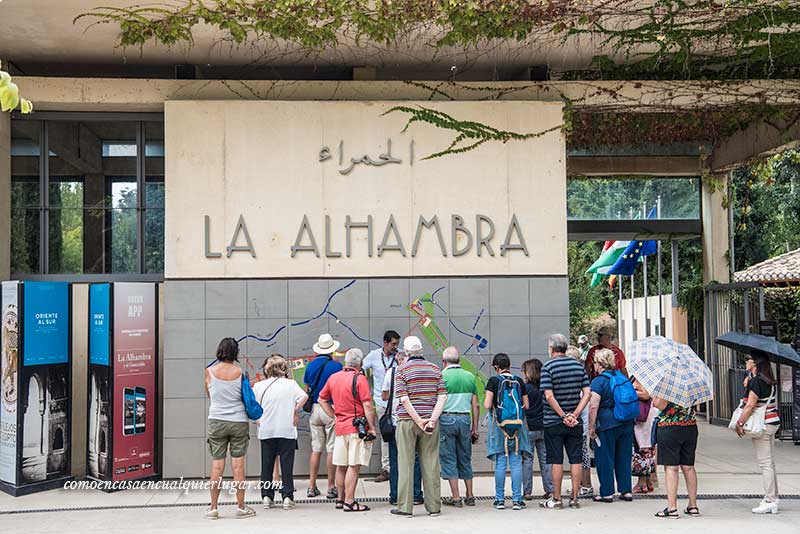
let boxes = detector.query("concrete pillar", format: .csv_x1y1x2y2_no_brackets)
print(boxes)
0,111,10,280
701,173,731,284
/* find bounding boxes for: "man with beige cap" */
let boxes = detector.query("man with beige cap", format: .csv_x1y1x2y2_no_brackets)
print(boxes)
390,336,447,518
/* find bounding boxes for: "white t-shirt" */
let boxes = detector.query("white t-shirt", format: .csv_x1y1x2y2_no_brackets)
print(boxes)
252,377,308,440
381,368,399,426
363,348,398,407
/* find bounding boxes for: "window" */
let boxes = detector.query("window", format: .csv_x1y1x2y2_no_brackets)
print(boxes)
567,177,701,221
10,116,165,277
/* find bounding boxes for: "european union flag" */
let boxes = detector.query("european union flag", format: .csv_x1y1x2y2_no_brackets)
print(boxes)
607,207,658,276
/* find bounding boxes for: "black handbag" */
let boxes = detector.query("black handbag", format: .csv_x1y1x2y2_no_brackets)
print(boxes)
379,368,396,441
303,357,332,413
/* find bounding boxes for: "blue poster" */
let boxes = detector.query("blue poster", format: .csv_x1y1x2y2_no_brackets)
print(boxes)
23,282,70,366
89,284,110,366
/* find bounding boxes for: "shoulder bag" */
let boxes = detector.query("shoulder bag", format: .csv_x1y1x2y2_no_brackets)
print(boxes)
241,371,264,421
728,384,776,438
303,358,332,413
379,368,396,441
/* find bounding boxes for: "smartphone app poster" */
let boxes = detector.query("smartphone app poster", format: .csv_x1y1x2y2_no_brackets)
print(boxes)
112,283,156,481
23,282,69,366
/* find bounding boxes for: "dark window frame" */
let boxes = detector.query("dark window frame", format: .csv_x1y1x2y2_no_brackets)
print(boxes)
10,112,165,282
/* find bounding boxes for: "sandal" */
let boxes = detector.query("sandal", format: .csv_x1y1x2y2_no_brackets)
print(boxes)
335,500,345,510
307,486,321,498
342,501,370,512
619,493,633,502
633,484,649,494
655,508,679,519
684,506,700,516
593,495,614,503
326,488,338,500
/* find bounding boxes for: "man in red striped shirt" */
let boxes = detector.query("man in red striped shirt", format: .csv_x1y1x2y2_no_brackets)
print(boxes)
390,336,447,518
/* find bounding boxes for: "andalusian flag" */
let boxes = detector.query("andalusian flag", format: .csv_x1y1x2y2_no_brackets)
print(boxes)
587,240,629,286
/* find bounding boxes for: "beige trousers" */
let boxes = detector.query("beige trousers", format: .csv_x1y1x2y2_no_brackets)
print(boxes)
751,424,779,502
396,420,441,515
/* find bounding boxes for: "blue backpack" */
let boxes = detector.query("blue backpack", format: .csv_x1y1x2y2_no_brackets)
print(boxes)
495,374,525,445
602,371,639,422
241,372,264,421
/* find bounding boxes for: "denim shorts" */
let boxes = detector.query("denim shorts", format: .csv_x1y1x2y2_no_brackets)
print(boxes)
439,413,473,480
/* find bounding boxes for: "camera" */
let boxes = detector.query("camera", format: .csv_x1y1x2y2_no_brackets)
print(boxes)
353,417,376,441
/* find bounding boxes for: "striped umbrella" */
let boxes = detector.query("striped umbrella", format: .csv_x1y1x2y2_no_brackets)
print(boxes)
627,336,713,407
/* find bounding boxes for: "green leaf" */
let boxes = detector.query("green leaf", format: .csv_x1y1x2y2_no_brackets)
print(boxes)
0,81,20,112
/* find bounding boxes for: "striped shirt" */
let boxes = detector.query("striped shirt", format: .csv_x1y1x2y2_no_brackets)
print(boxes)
540,356,590,427
395,357,446,420
442,365,477,413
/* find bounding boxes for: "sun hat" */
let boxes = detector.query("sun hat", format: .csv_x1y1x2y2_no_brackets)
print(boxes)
313,333,340,355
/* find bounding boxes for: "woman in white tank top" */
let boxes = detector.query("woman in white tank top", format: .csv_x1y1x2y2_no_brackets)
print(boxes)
204,337,255,520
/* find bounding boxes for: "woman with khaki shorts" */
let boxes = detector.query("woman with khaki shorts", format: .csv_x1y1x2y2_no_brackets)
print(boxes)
204,337,256,519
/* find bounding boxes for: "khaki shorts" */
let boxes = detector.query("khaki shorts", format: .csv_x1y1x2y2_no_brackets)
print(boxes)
333,433,374,467
207,419,250,459
309,403,335,453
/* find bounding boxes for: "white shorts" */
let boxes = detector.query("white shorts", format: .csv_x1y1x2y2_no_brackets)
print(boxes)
309,403,335,453
332,433,373,467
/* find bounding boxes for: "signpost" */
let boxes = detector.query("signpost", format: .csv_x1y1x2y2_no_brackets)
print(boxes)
87,283,159,487
0,281,73,496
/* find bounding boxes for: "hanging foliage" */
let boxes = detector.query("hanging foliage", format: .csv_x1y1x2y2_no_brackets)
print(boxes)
0,61,33,113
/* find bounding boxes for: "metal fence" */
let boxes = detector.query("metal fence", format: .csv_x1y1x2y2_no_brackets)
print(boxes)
704,283,795,439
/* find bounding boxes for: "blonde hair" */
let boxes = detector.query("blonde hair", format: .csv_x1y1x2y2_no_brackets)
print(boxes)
263,354,289,378
565,345,582,361
593,348,616,371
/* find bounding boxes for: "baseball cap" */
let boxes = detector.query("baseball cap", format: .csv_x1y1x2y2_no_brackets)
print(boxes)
403,336,423,352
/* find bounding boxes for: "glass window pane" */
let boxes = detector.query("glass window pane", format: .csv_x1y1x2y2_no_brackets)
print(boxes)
11,177,39,208
48,208,84,274
144,122,165,273
106,208,138,273
10,208,40,274
145,209,164,274
49,179,84,208
107,178,137,209
566,177,700,220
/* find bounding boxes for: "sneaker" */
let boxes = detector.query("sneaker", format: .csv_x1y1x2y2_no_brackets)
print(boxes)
236,505,256,519
374,470,390,483
390,508,413,517
752,501,778,514
428,511,441,517
442,497,463,508
493,500,506,510
263,496,275,509
569,498,581,509
512,501,525,510
540,497,563,509
283,497,296,510
578,486,594,497
203,508,219,520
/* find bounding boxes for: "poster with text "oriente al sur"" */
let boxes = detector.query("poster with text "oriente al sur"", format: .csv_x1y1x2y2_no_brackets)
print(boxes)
112,283,156,481
23,282,69,366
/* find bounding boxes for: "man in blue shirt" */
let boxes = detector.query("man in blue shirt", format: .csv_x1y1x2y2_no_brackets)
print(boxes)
303,333,343,499
362,329,400,482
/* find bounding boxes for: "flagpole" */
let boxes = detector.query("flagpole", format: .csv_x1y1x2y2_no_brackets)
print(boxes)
657,196,664,336
642,202,649,337
618,275,624,349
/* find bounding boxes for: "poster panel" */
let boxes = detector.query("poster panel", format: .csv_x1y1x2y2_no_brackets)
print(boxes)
88,284,112,480
0,281,20,484
23,282,70,366
112,283,156,481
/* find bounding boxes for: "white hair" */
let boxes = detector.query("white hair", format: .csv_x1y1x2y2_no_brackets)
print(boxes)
548,333,569,353
344,348,364,368
442,346,460,364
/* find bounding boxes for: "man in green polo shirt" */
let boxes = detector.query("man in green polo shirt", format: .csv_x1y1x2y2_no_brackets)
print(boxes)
439,346,479,508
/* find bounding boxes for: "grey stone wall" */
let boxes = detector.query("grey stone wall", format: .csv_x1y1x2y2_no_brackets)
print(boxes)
162,277,569,478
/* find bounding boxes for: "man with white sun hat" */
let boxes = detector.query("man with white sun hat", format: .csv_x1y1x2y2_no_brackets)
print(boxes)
304,333,343,500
